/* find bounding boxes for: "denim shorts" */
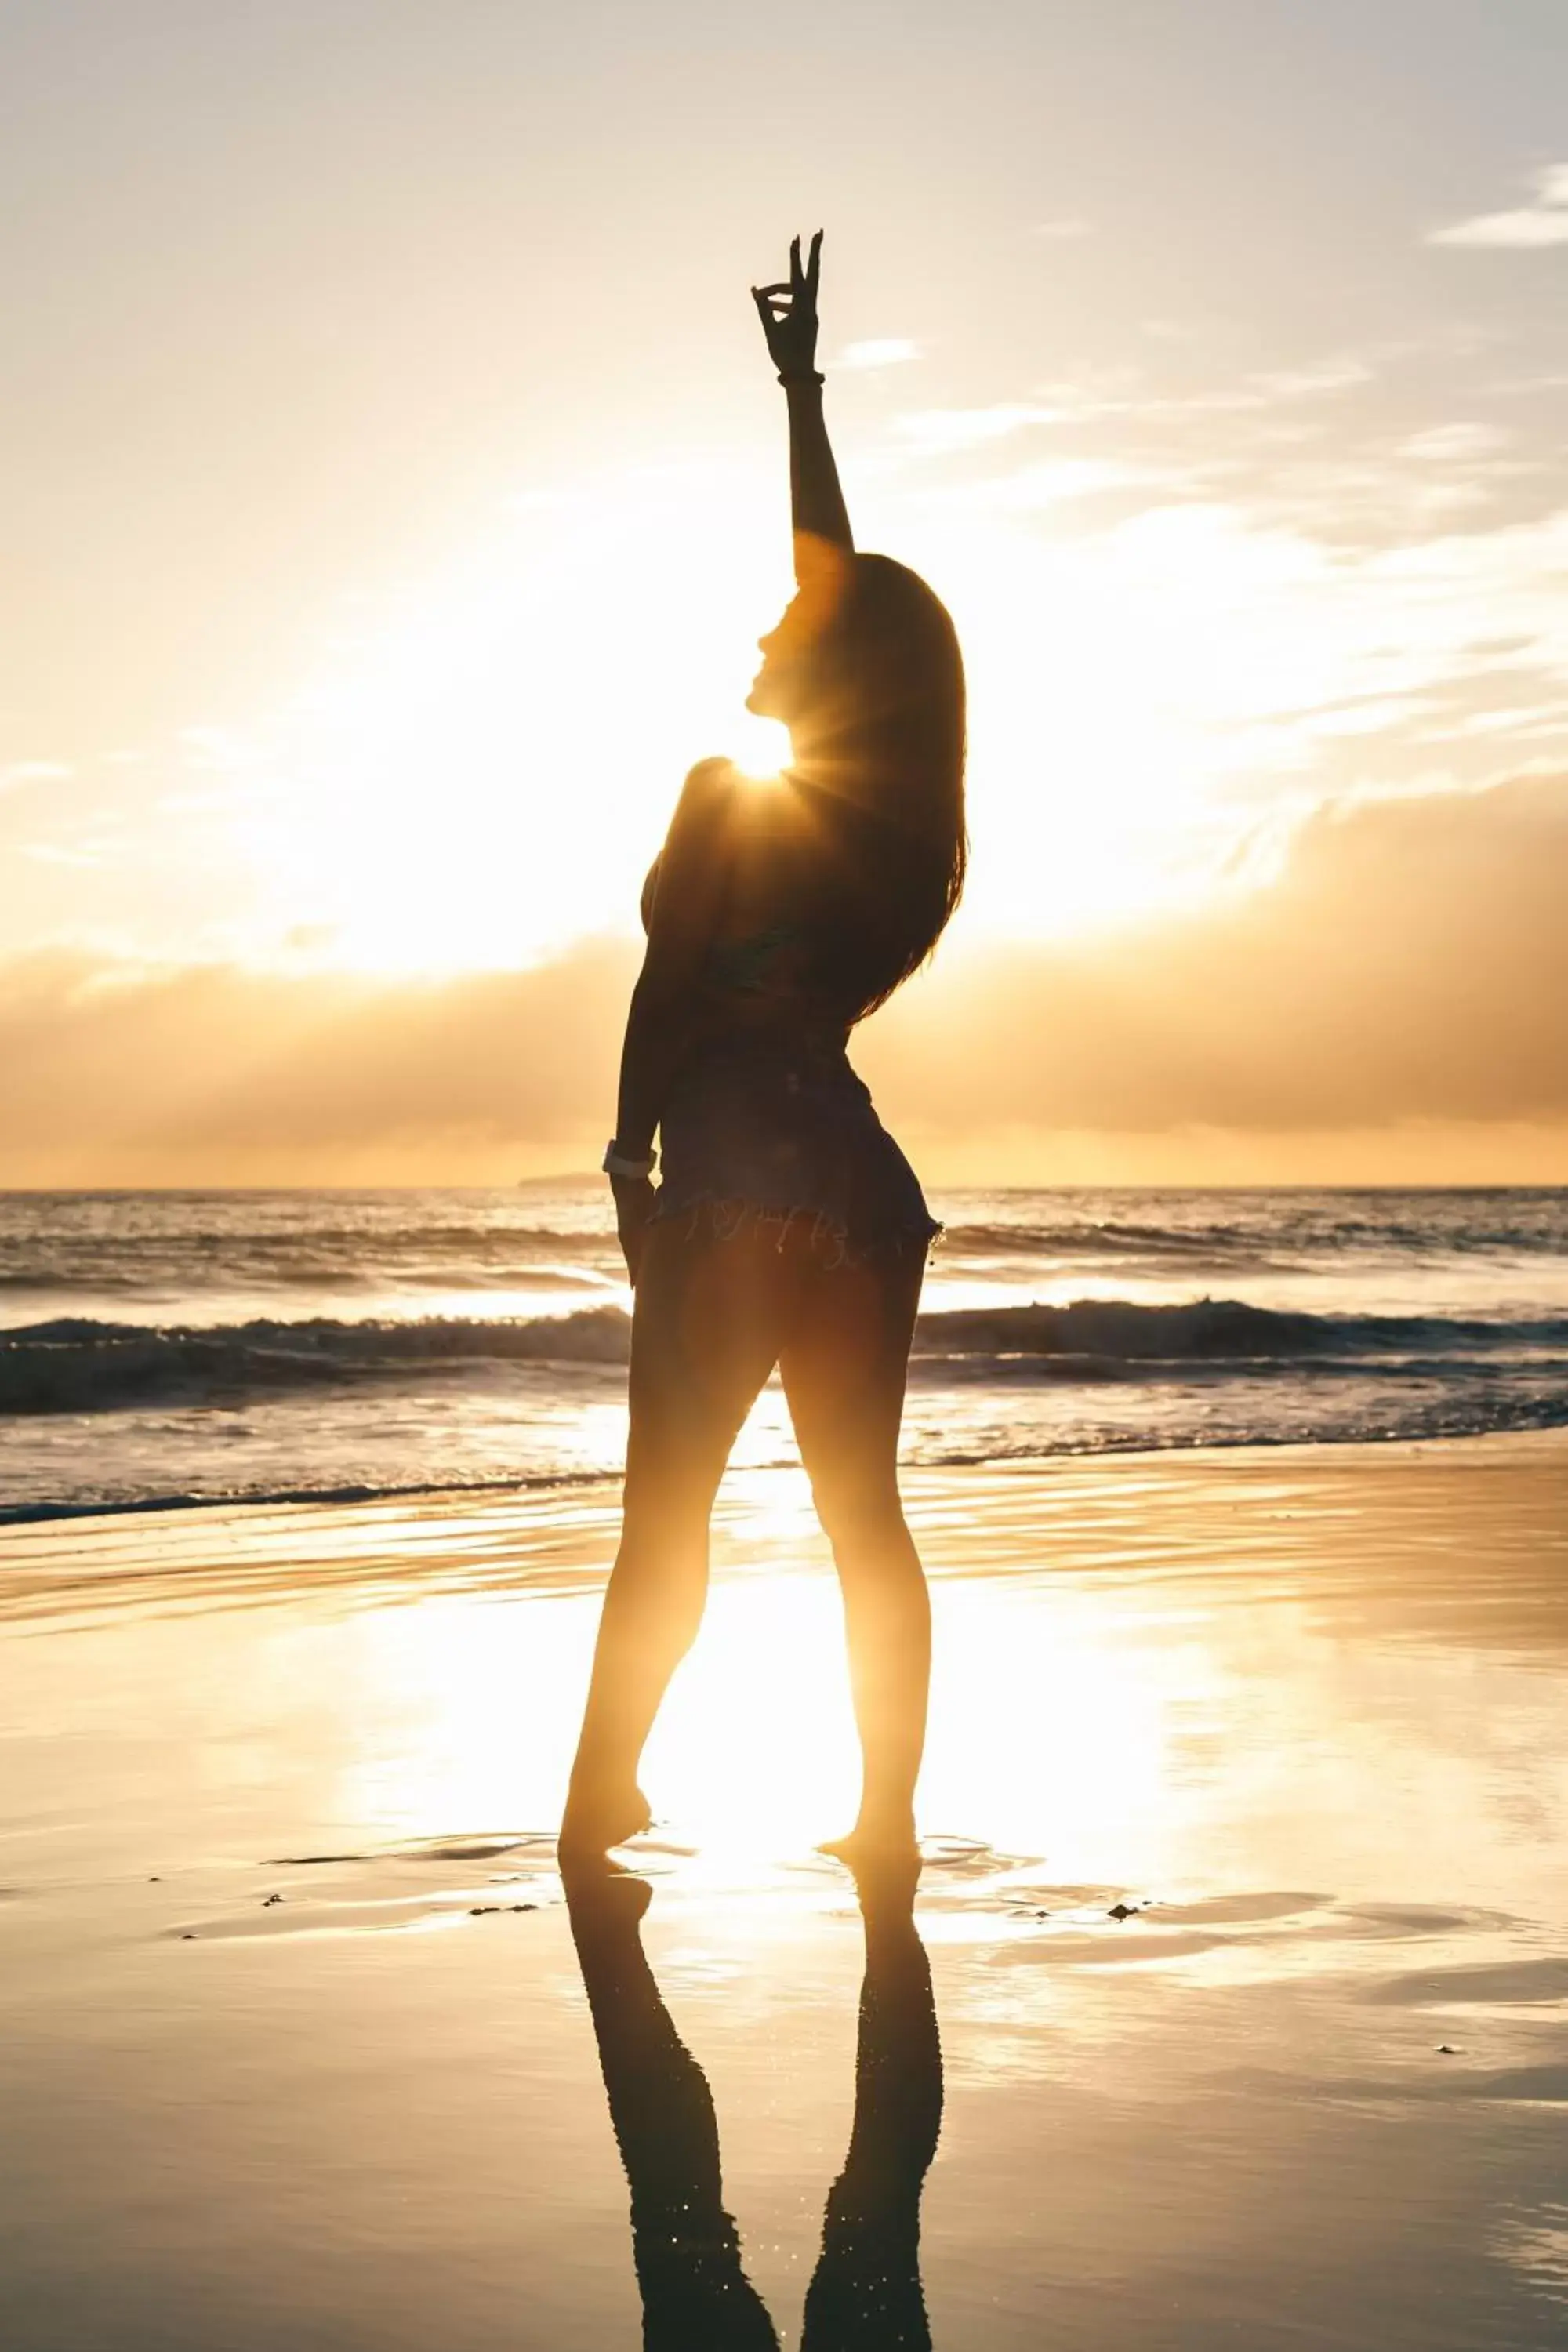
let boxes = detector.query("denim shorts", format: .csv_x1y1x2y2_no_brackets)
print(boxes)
652,1036,939,1265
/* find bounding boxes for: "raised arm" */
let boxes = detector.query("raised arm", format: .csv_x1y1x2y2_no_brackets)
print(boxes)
752,232,854,574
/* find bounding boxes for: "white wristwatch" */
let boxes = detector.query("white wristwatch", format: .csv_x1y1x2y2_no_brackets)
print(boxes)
602,1141,657,1180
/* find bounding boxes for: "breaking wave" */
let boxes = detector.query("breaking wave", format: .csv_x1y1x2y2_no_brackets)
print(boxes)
5,1298,1567,1417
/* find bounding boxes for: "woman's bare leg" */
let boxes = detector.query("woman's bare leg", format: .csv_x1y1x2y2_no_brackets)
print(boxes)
779,1243,930,1857
561,1223,783,1857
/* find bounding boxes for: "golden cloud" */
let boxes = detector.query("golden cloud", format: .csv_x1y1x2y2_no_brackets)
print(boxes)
2,777,1566,1185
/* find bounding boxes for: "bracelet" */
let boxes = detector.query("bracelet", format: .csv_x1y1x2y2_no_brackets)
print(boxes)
602,1140,657,1180
778,369,826,389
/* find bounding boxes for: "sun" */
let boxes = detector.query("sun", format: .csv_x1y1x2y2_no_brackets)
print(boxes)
728,714,792,783
241,459,800,975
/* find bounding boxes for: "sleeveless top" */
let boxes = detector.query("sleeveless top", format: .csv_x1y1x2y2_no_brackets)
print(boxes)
644,761,938,1259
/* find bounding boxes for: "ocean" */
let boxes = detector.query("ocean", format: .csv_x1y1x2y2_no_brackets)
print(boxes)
3,1185,1568,1523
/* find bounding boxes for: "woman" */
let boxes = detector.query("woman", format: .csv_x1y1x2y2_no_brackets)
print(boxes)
561,232,966,1863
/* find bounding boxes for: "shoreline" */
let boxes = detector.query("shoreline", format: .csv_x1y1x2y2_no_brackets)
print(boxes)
6,1414,1568,1532
4,1422,1566,1628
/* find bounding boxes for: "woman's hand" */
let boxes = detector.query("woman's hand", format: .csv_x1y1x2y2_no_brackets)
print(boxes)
752,231,823,382
753,230,853,559
612,1174,657,1286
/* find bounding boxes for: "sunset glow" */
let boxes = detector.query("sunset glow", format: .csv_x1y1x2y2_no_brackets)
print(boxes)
134,454,1568,982
4,2,1567,1182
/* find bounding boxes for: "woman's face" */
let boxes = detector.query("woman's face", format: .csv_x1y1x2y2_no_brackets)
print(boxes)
746,593,811,720
746,546,852,725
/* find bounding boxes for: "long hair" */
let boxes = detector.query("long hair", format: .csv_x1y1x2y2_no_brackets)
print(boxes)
799,551,967,1021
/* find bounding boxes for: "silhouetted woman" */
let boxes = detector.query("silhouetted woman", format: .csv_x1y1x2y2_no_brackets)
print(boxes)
561,234,966,1862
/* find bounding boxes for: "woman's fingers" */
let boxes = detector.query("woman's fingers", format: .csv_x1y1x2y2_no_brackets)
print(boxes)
758,238,822,303
753,238,822,343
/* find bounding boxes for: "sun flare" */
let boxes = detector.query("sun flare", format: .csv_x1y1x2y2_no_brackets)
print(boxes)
208,413,1520,987
224,463,1355,978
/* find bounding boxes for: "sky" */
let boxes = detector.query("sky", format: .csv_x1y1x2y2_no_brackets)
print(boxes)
4,0,1568,1182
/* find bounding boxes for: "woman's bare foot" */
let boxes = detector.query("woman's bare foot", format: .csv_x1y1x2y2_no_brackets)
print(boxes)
818,1807,919,1871
558,1780,653,1863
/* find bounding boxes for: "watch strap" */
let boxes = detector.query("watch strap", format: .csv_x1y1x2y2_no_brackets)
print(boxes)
602,1141,657,1180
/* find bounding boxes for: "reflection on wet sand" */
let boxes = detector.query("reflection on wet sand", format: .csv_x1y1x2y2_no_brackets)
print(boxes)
568,1860,942,2350
2,1439,1566,2349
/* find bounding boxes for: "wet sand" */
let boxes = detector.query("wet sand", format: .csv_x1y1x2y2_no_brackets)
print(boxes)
2,1435,1566,2349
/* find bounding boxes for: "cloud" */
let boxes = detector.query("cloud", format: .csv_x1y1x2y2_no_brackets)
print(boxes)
1009,354,1374,431
968,457,1164,510
20,843,103,868
1401,423,1509,463
1431,163,1568,249
862,774,1568,1135
4,779,1567,1183
834,339,919,371
895,403,1063,455
0,939,637,1185
1245,358,1374,401
0,760,73,797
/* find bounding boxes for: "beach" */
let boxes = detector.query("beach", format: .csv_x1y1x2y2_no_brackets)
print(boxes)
11,0,1568,2339
3,1432,1566,2349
